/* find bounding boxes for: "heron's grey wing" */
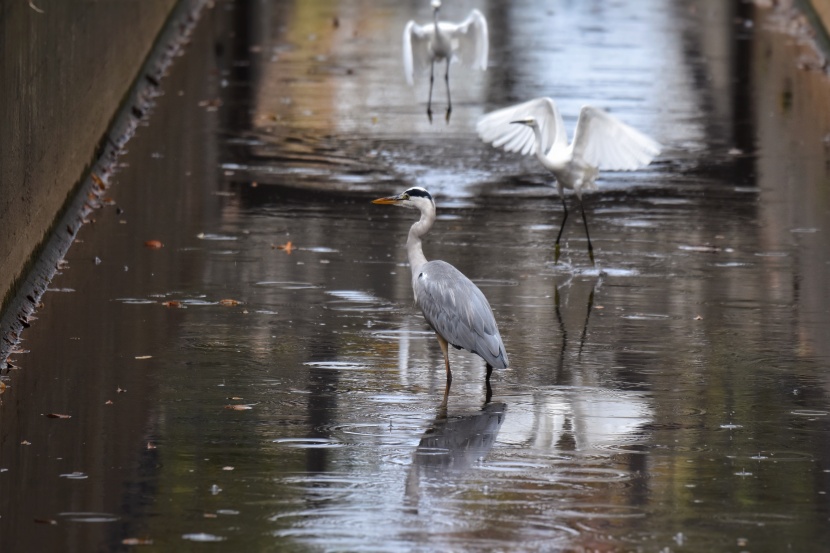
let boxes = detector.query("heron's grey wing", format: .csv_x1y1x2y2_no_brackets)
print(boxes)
414,261,508,369
403,20,433,85
570,106,662,171
443,9,488,70
476,97,567,157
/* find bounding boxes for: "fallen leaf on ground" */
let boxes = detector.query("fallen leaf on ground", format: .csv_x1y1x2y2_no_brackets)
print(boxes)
224,404,253,411
277,241,294,254
219,299,240,306
121,538,154,546
45,413,72,419
144,240,163,249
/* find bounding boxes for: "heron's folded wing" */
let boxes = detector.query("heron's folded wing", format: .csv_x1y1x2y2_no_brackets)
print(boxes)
414,261,507,368
571,106,662,171
477,97,567,157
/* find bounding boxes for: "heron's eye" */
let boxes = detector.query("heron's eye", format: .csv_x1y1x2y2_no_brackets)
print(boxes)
403,194,410,200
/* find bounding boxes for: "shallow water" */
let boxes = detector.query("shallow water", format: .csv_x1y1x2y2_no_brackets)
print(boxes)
3,0,830,551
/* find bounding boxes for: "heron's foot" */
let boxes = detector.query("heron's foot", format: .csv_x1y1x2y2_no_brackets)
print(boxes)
427,107,433,124
445,106,452,124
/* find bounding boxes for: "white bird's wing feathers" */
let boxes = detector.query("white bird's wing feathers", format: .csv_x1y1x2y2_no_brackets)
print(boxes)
402,10,488,85
476,97,567,156
414,260,508,369
571,106,662,171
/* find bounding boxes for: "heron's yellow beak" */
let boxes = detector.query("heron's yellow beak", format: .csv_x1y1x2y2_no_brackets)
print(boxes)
372,194,404,205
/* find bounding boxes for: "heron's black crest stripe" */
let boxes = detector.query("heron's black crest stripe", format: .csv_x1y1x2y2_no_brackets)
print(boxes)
405,188,433,200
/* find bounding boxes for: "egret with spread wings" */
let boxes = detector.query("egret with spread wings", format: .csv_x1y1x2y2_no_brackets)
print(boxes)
403,0,488,123
477,97,661,263
373,187,508,384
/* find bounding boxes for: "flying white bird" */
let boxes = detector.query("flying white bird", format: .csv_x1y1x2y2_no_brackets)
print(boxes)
477,97,661,263
403,0,488,123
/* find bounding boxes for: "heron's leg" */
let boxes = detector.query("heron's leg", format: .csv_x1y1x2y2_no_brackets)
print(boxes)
554,196,570,264
444,58,452,123
578,198,595,265
436,333,452,383
427,61,435,123
484,363,493,404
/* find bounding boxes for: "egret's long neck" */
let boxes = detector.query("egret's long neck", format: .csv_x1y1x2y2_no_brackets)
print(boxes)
406,205,434,276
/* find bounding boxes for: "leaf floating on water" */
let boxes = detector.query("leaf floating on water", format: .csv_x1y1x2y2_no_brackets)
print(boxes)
224,404,253,411
21,440,31,445
144,240,163,249
219,299,240,306
0,381,6,395
222,466,235,471
162,300,182,308
694,315,703,321
122,538,154,546
135,355,152,360
45,413,72,419
105,400,114,405
34,518,57,525
276,241,295,254
147,442,157,450
203,513,218,519
117,386,126,393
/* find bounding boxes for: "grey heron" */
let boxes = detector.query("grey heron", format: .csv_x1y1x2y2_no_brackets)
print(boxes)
403,0,488,123
477,97,661,264
372,187,508,383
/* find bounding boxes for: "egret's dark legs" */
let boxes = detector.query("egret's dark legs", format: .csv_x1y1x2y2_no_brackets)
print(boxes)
427,61,435,124
578,198,595,265
444,59,452,123
436,334,452,383
554,196,570,264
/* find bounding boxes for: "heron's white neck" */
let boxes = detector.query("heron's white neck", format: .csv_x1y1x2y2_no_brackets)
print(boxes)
406,205,435,276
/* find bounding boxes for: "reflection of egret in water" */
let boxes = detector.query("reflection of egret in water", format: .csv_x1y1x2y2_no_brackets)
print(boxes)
553,275,602,384
402,0,488,123
405,396,506,511
478,98,661,263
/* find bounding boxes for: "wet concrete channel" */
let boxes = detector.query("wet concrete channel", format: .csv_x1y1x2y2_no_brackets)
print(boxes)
2,0,830,551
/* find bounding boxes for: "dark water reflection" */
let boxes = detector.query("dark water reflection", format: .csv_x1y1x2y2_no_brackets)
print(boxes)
2,0,830,551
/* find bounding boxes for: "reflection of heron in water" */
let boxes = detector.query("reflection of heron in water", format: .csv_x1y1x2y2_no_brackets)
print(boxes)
405,396,506,511
373,187,508,386
553,275,602,384
403,0,488,123
478,97,661,263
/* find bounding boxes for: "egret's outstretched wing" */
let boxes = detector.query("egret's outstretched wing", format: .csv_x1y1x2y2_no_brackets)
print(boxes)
477,97,567,157
446,9,488,70
414,260,508,369
571,106,662,171
403,21,434,85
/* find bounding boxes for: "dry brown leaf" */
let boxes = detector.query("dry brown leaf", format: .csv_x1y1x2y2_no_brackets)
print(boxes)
277,241,294,254
122,538,154,546
219,299,240,306
162,300,182,308
224,404,253,411
45,413,72,419
144,240,163,249
34,518,56,525
203,513,218,519
91,172,106,190
0,381,6,394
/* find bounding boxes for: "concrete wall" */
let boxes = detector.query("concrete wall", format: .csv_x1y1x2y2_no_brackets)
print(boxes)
0,0,177,309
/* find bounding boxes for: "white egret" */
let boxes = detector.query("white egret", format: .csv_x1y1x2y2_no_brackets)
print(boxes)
403,0,488,123
373,187,508,384
477,97,661,263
